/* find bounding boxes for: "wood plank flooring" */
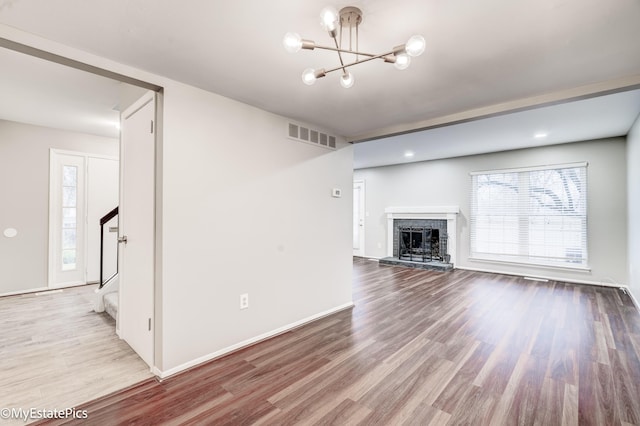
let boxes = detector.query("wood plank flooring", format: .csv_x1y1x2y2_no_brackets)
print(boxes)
0,285,153,425
34,259,640,425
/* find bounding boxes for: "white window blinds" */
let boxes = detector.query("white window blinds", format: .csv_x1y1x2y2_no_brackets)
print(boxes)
470,162,588,268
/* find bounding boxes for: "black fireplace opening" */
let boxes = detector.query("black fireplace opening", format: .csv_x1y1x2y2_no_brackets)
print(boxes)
398,227,441,262
399,227,441,263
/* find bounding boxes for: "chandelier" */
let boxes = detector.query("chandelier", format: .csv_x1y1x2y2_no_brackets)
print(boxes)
283,6,425,88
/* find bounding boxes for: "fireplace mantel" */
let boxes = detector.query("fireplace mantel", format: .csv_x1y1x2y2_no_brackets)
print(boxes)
385,206,460,215
385,206,459,266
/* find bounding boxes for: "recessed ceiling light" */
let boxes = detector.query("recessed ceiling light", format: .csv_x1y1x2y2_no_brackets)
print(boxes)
404,151,414,158
534,132,548,139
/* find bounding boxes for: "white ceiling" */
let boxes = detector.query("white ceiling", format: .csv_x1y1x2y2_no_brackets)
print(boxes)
354,89,640,168
1,0,639,164
0,47,122,138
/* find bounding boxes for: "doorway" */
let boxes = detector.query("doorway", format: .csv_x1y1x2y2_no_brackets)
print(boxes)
0,42,162,374
48,150,119,288
353,180,365,257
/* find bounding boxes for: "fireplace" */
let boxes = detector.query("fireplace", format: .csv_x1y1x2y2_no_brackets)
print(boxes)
381,206,459,271
395,220,448,263
399,227,440,262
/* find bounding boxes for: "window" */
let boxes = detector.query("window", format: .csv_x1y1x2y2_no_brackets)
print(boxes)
62,165,78,270
470,162,588,268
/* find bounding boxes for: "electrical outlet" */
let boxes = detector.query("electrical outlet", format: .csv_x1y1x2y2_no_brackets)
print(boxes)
240,293,249,310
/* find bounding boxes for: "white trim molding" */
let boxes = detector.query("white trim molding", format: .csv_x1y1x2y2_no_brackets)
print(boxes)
385,206,459,266
154,301,355,379
0,286,49,298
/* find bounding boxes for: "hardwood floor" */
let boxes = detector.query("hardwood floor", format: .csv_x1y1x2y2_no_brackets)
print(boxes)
0,285,153,426
36,259,640,425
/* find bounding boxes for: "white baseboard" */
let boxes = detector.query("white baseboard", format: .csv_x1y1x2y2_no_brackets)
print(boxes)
455,265,625,288
0,286,49,298
7,281,96,297
354,255,382,261
625,287,640,311
50,280,86,289
154,301,355,379
152,366,163,378
360,257,627,289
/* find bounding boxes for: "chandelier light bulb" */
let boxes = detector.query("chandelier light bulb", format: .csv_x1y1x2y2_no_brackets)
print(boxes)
319,6,339,32
394,53,411,70
405,35,426,57
302,68,318,85
283,32,303,53
340,71,355,89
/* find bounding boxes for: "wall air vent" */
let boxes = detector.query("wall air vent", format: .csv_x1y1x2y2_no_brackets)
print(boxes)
287,123,337,150
288,123,299,138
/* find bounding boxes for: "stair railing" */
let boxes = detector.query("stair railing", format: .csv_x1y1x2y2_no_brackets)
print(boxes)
99,206,119,288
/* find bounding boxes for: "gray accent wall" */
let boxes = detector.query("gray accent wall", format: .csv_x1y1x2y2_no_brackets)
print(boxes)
0,120,118,295
354,138,628,286
628,115,640,302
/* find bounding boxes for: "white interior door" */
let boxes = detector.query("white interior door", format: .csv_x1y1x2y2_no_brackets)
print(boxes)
49,152,86,287
86,156,119,283
119,91,155,368
353,180,365,257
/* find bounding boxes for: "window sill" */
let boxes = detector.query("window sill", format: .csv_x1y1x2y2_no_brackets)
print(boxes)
469,256,591,273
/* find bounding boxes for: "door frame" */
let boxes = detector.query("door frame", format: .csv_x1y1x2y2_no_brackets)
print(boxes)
48,149,119,288
353,179,366,257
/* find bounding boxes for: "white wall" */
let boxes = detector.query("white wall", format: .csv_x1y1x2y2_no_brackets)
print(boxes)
0,120,118,295
628,115,640,302
160,82,353,372
355,138,627,286
0,25,354,375
86,156,119,283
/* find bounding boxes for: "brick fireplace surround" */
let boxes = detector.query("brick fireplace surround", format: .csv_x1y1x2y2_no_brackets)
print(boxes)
384,206,459,267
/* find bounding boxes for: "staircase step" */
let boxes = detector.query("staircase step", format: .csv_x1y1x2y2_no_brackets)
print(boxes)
104,292,118,321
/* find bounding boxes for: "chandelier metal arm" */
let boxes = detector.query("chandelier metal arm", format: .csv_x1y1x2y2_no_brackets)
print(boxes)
308,44,381,58
322,50,397,75
332,38,347,74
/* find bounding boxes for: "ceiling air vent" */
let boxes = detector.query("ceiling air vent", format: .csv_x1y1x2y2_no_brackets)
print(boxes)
287,122,336,150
